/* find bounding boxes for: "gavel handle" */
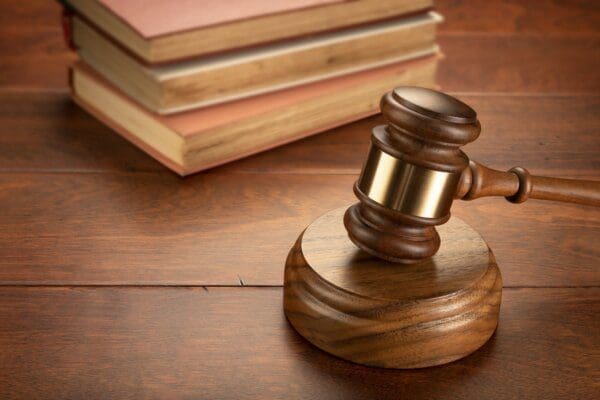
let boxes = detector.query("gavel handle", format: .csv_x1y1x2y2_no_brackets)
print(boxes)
455,160,600,206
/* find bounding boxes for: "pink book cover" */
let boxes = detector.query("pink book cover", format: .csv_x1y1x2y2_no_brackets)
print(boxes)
88,0,344,38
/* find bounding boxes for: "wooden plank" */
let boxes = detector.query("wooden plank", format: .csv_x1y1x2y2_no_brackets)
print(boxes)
0,172,351,287
1,92,598,176
0,1,69,89
0,287,597,399
0,91,165,173
0,1,63,29
0,28,73,89
437,0,600,34
438,35,600,93
0,172,598,287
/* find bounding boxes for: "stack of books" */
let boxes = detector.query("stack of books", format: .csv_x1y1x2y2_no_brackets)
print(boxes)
61,0,442,175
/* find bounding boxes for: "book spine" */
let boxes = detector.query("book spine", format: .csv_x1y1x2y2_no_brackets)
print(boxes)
58,5,435,66
61,6,77,51
67,64,74,90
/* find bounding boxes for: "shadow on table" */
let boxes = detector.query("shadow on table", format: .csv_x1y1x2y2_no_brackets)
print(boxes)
282,317,499,399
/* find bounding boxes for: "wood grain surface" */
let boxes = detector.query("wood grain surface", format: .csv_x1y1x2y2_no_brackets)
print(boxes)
0,287,597,399
0,0,598,398
0,173,597,287
437,0,600,34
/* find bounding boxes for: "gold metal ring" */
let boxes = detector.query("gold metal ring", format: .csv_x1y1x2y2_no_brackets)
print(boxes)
357,145,460,219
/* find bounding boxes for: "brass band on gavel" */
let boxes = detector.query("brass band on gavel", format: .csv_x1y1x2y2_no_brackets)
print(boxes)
357,127,461,220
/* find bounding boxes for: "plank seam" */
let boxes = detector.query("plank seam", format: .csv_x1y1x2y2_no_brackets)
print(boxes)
0,284,597,289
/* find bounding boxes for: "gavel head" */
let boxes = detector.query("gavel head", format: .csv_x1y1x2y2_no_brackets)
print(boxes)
344,87,481,263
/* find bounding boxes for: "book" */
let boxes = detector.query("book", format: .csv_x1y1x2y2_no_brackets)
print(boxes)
72,11,441,114
62,0,432,63
70,55,440,175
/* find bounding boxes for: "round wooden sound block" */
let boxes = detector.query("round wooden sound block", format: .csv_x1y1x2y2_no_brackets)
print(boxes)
284,207,502,369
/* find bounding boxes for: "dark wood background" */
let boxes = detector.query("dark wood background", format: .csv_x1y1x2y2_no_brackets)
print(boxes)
0,1,598,398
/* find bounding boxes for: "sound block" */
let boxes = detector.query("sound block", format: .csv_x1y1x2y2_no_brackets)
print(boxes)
284,207,502,369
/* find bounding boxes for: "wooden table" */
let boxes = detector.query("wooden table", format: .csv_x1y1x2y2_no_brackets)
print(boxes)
1,1,598,398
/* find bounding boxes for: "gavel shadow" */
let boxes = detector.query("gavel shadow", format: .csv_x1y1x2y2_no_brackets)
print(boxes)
322,242,487,302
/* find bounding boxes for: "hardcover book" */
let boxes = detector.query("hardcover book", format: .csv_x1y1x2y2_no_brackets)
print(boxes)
70,55,440,175
62,0,433,63
72,11,441,114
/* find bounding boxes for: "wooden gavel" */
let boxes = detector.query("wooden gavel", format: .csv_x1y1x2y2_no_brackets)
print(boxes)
344,87,600,263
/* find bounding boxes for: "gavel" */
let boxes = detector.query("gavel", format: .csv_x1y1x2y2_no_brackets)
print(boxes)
344,87,600,264
284,86,599,368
